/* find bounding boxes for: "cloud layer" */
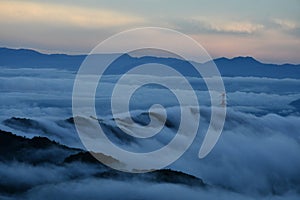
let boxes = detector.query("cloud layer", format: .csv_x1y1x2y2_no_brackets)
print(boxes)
0,65,300,198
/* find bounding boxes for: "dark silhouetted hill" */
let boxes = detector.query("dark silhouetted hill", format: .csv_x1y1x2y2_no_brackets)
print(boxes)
0,129,206,195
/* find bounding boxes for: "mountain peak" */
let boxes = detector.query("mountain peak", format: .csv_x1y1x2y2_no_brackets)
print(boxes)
214,56,260,64
232,56,261,63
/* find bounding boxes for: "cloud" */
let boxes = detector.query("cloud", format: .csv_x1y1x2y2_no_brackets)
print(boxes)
272,19,298,30
208,21,264,34
24,178,255,200
170,107,300,197
0,1,144,28
174,17,264,35
1,159,298,199
270,18,300,39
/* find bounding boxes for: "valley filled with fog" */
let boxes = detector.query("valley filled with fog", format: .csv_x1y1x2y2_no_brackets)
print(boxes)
1,57,300,199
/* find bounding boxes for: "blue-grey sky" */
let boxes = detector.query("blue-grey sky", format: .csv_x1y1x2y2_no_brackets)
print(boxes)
0,0,299,63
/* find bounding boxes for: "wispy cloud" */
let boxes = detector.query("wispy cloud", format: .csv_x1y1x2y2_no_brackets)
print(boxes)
173,17,264,35
0,1,144,28
208,21,264,34
272,18,298,30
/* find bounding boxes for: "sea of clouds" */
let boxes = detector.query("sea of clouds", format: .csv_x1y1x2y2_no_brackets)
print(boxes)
0,67,300,199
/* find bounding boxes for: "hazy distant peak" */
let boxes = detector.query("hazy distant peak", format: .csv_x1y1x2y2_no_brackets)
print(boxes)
214,56,261,64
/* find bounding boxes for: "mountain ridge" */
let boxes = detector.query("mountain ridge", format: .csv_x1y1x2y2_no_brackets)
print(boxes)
1,47,299,66
1,47,300,79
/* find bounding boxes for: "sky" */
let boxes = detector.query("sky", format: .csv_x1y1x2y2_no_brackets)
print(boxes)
0,0,299,64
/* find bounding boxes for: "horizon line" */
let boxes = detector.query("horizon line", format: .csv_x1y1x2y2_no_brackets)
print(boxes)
1,46,299,66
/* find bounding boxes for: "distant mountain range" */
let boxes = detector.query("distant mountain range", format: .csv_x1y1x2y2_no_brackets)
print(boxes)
0,47,86,69
1,47,300,78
